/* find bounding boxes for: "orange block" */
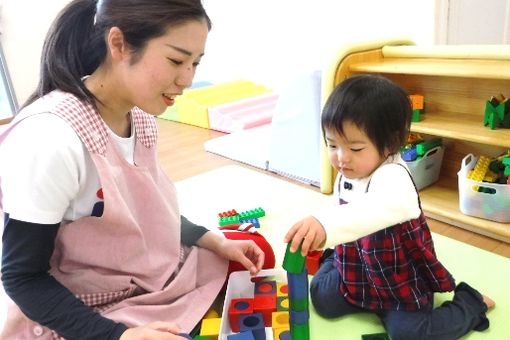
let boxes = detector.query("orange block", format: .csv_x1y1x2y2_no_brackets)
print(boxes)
409,94,424,110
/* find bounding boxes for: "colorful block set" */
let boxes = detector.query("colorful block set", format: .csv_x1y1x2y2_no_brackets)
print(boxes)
218,208,266,227
226,279,290,340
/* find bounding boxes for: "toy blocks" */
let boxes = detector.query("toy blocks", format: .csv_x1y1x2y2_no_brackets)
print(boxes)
305,250,323,275
282,243,310,340
239,313,266,340
409,94,424,122
227,331,256,340
200,317,221,340
218,207,266,227
208,93,279,133
255,281,277,295
174,80,271,129
467,155,490,182
229,298,254,332
282,243,305,274
254,294,277,326
484,94,510,130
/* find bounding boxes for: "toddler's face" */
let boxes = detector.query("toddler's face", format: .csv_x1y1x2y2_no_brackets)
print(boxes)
325,121,387,179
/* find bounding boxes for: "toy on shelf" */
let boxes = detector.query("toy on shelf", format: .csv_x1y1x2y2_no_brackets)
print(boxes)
282,243,310,340
484,94,510,130
459,153,510,223
409,94,424,122
400,135,444,190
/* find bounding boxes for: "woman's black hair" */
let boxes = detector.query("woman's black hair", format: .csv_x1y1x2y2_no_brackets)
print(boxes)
23,0,211,107
321,74,412,156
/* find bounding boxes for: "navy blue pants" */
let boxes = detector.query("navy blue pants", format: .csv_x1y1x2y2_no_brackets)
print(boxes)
310,254,489,340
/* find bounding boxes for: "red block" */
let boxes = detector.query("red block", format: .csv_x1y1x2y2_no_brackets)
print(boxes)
306,250,323,275
228,298,254,332
253,295,276,326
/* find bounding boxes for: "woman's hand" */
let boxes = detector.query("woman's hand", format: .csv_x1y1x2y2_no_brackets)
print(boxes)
216,238,265,275
284,216,327,256
119,321,190,340
197,231,264,276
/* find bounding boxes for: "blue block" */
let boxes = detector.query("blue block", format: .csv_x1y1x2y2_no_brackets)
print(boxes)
279,330,291,340
177,333,192,339
401,147,417,161
290,309,309,324
239,313,265,340
287,270,308,300
240,218,260,228
227,331,256,340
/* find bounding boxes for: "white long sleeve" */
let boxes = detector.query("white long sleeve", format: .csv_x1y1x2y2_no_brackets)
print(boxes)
314,159,421,248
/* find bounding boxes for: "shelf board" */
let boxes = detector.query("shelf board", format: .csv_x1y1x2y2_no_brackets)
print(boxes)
419,182,510,243
349,58,510,80
411,112,510,147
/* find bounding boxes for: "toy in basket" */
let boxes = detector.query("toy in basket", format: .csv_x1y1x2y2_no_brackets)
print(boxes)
458,153,510,223
220,269,290,340
401,137,444,190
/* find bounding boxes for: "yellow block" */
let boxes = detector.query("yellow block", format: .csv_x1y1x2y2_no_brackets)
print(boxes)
273,327,290,340
175,80,271,128
200,317,221,340
272,311,289,329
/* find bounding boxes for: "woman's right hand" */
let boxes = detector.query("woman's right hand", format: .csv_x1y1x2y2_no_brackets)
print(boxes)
119,321,190,340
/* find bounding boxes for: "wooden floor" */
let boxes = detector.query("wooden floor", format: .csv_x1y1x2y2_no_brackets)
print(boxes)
157,118,510,260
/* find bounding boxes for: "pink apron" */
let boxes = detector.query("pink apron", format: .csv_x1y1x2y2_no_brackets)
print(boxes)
0,91,228,339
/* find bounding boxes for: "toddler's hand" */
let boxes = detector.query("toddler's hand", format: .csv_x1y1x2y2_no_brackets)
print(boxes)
284,216,326,256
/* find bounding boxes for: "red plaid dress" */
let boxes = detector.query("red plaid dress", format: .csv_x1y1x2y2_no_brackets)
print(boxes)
334,172,455,312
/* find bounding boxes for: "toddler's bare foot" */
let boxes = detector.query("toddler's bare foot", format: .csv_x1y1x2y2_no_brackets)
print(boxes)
483,295,495,310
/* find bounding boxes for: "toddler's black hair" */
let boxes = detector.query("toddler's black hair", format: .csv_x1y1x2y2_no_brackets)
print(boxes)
321,74,412,156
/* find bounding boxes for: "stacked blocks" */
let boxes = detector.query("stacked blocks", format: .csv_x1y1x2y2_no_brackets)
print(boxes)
174,80,271,128
229,298,254,332
219,208,266,227
282,243,310,340
409,94,424,122
484,94,510,130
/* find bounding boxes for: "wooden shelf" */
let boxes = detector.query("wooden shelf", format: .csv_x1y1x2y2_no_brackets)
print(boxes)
349,58,510,80
411,112,510,148
419,181,510,243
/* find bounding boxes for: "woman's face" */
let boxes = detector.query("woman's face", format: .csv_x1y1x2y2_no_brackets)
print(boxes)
121,20,209,115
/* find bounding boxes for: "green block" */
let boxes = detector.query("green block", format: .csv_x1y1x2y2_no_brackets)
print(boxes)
415,138,441,156
290,322,310,340
411,108,421,122
283,243,306,273
290,297,309,311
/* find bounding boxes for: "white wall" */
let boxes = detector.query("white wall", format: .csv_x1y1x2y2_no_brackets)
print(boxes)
0,0,436,106
200,0,436,91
